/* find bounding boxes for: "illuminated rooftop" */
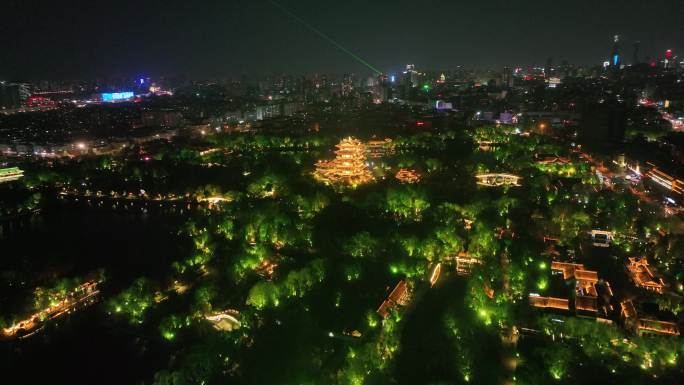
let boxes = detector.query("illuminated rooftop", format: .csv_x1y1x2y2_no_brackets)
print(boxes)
574,269,599,283
0,167,24,182
395,168,421,184
620,300,638,319
314,137,374,187
621,299,679,336
646,165,684,195
377,280,410,318
626,257,664,294
637,318,680,336
575,295,598,312
451,252,482,276
551,261,585,280
535,154,571,164
529,295,569,310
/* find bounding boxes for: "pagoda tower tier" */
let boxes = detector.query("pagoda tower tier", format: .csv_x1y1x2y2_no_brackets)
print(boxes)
314,137,373,187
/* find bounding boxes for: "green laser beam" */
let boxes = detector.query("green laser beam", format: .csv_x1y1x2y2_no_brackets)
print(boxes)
269,0,382,75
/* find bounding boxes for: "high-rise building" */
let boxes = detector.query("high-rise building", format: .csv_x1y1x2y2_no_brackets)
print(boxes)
0,82,30,110
377,74,391,102
611,35,621,68
404,64,419,87
399,64,420,100
502,66,512,87
545,57,554,76
341,73,354,96
665,49,674,68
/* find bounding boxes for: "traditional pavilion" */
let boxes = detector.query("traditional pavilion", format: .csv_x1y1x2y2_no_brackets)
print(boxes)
626,257,665,294
545,261,612,314
445,252,482,276
534,154,572,164
551,261,586,280
377,280,410,318
620,300,680,336
395,168,421,184
255,260,278,280
314,137,373,187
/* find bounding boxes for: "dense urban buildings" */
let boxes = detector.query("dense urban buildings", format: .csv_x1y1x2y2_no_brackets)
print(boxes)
2,1,684,385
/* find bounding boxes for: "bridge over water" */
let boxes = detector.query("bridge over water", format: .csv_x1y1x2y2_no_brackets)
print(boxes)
475,173,522,187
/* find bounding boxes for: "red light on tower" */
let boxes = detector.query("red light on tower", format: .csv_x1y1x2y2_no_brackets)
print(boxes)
665,49,673,60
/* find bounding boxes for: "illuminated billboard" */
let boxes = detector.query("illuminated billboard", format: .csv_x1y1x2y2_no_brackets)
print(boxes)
101,92,134,101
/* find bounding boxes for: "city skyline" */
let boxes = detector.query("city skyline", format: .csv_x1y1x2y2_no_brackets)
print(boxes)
2,0,683,79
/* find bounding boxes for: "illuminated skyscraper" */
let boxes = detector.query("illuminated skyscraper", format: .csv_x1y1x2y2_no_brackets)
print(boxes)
664,49,673,68
611,35,621,68
341,73,354,96
377,73,391,102
404,64,419,87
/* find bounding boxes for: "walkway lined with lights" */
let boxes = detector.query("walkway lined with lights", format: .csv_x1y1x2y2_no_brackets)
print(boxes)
3,280,100,339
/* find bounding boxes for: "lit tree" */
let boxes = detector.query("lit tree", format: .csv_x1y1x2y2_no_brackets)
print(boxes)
344,231,380,258
246,281,279,309
107,278,156,324
550,203,591,243
384,186,430,221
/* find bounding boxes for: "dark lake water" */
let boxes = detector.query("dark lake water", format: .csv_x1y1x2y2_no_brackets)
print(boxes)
0,200,188,385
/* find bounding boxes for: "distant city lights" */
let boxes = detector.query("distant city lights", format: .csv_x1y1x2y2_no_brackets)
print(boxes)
101,92,134,102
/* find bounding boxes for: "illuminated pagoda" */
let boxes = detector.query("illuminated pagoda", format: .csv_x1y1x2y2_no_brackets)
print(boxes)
395,168,420,183
314,137,373,187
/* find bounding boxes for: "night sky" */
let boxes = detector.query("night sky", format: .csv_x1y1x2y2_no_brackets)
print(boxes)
2,0,683,80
